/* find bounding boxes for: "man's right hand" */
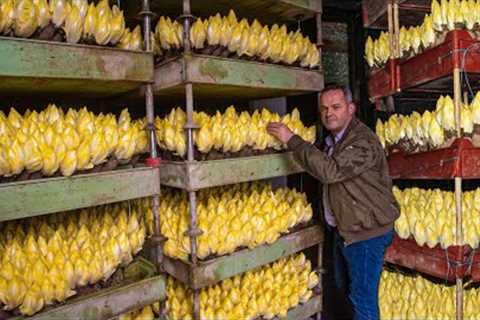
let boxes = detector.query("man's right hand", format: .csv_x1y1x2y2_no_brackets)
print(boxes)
267,122,294,144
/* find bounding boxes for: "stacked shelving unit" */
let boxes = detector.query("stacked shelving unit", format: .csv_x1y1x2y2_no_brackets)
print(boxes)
364,1,480,319
0,0,166,319
147,0,325,319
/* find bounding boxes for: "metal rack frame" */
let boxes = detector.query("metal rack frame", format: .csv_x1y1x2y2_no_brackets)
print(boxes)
151,0,325,318
0,0,166,318
364,1,469,319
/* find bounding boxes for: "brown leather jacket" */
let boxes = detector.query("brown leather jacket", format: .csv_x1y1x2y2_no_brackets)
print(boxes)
287,117,400,244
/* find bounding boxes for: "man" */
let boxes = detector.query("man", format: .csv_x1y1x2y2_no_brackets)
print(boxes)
267,85,399,320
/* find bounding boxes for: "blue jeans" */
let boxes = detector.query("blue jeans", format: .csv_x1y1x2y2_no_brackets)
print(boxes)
334,230,393,320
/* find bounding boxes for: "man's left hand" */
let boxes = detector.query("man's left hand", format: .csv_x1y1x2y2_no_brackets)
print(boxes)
267,122,294,144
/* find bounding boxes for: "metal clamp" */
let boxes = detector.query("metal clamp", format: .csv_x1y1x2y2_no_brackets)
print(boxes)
138,10,156,18
150,235,167,245
178,14,196,22
184,123,200,130
146,123,156,131
185,227,203,237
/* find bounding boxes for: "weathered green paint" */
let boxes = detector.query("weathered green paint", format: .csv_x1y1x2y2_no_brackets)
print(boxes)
153,55,324,100
23,276,166,320
123,257,158,280
0,37,153,96
160,152,304,190
205,237,290,280
0,168,160,221
282,294,322,320
189,54,322,91
163,225,323,289
198,58,230,80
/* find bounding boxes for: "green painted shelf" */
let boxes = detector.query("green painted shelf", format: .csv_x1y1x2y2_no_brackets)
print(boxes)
162,224,323,289
151,54,324,101
282,294,322,320
11,258,164,320
0,37,153,97
0,167,160,222
124,0,321,26
156,294,322,320
160,152,304,190
15,276,165,320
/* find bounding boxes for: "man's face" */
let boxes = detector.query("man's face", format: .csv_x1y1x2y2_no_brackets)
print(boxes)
320,89,355,134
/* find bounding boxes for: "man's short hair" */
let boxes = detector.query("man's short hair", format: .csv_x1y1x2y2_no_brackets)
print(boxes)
320,84,353,104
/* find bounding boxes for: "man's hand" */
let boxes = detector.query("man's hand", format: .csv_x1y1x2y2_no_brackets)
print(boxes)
267,122,294,144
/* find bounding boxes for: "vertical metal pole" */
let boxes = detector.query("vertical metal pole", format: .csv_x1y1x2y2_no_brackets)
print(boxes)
454,68,462,138
316,12,322,72
142,0,157,158
182,0,200,319
453,67,463,320
455,177,463,320
316,7,323,320
393,1,400,59
141,0,163,272
387,2,394,59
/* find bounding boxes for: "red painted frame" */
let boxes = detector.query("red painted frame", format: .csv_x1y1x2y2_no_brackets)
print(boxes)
388,138,480,179
369,30,480,100
385,234,471,282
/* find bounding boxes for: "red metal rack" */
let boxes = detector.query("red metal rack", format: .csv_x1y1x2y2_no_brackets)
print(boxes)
369,30,480,100
368,59,398,101
399,30,480,93
385,235,471,282
387,138,480,179
363,0,430,30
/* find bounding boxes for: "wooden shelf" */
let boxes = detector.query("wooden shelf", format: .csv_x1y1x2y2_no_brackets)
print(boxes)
0,37,153,98
160,152,304,190
369,30,480,100
152,54,324,101
125,0,321,26
384,234,470,282
0,167,160,221
162,225,323,289
387,138,480,180
363,0,430,29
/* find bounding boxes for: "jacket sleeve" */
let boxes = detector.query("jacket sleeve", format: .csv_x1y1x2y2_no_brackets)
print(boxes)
287,134,378,184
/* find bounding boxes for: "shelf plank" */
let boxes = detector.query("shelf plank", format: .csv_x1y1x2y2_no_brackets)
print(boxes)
152,54,324,101
24,276,165,320
282,294,322,320
369,30,480,100
399,30,480,92
0,167,160,221
368,59,397,100
385,235,469,282
157,294,322,320
387,138,480,180
162,224,323,289
363,0,429,29
0,37,153,97
124,0,321,26
160,152,304,190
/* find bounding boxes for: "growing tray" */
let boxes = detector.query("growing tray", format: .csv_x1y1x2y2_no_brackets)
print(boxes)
162,224,323,289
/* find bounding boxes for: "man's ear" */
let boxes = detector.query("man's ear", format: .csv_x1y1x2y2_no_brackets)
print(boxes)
348,102,356,116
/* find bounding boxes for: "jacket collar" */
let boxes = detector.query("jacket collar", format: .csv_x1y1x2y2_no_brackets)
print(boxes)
329,116,359,147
